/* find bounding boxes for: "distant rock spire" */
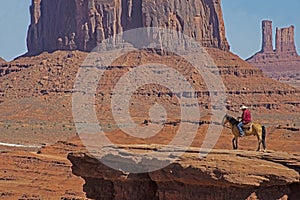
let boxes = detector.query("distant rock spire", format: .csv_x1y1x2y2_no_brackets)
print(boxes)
261,20,273,53
275,25,297,55
247,20,300,74
260,20,297,55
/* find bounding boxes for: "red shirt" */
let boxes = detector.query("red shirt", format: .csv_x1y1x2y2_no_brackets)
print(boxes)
242,109,251,124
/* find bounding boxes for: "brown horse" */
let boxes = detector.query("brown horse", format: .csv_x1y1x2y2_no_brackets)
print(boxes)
222,114,266,151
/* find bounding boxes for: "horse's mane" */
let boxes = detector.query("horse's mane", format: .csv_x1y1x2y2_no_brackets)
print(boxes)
225,114,239,125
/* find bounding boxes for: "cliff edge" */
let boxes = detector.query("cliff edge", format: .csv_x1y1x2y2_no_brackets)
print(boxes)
68,145,300,200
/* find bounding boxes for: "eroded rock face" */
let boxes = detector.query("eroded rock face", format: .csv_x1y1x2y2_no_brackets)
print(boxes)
275,25,297,54
68,146,300,200
261,20,273,53
26,0,230,56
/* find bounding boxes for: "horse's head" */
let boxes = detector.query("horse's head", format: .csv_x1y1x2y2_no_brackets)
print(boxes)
222,114,229,126
223,114,239,126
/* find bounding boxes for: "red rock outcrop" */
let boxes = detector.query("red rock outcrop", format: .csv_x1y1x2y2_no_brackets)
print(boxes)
0,139,86,199
26,0,230,56
247,20,300,87
68,145,300,200
261,20,274,53
275,25,297,55
1,134,299,199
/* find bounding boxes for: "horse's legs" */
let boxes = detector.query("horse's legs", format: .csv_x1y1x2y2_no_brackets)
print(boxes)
257,142,261,151
232,137,238,150
256,135,262,151
262,126,267,152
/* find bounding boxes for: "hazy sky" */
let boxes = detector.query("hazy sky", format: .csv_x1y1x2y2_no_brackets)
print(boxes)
0,0,299,61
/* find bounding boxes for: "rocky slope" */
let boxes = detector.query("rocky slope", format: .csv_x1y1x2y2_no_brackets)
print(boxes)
26,0,229,56
0,50,299,125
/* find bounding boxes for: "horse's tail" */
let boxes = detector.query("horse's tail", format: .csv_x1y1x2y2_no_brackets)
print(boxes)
262,126,266,149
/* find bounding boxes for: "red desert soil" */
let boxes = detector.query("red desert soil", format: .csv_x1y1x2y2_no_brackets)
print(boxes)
0,139,87,199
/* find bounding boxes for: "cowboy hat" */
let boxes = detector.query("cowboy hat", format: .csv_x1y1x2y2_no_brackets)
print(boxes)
240,105,248,110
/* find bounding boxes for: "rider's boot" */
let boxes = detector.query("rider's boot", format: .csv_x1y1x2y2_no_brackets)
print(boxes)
240,130,245,137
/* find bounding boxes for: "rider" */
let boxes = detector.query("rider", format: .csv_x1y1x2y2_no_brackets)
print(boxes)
237,105,251,137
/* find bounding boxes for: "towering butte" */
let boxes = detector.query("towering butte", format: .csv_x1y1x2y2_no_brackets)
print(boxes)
26,0,230,56
247,20,300,73
0,0,294,116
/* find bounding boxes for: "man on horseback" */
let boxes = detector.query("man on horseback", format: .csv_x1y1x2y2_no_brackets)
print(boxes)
237,105,251,137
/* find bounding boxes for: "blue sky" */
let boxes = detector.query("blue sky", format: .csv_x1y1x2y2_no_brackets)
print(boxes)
0,0,299,61
0,0,30,61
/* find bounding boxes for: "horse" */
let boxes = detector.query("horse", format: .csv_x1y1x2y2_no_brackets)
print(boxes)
222,114,266,151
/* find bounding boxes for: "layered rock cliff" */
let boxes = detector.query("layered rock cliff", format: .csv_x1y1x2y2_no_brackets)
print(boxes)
26,0,230,56
1,50,300,121
68,145,300,200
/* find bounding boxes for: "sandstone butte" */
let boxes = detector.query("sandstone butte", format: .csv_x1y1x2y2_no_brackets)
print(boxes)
247,20,300,88
0,0,299,199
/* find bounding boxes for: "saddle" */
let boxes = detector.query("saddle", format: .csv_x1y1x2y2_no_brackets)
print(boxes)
242,122,253,130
